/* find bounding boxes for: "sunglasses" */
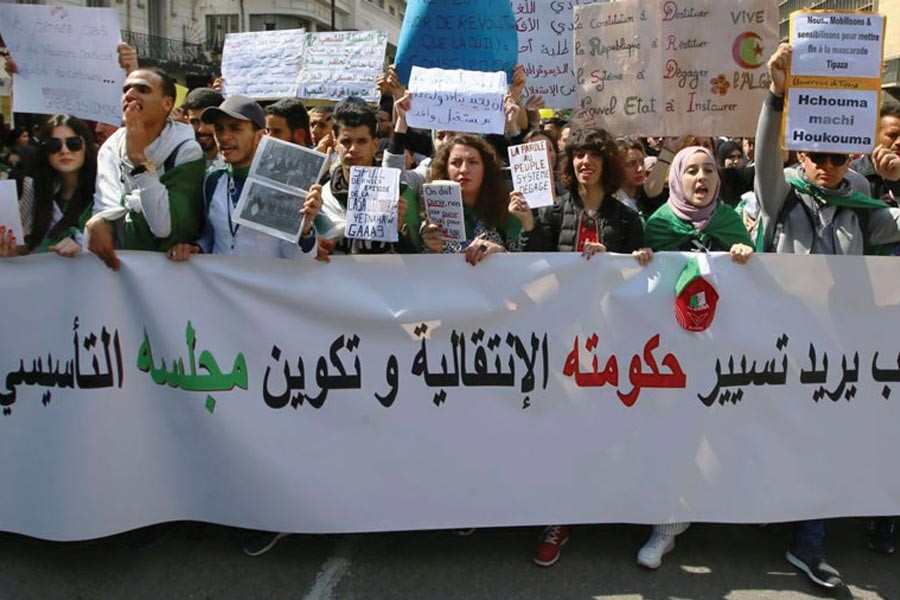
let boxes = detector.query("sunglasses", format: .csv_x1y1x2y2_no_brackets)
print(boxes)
44,136,84,154
806,152,848,167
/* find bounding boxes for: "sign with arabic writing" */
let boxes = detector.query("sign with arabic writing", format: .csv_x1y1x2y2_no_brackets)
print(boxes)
1,252,899,541
296,31,387,103
574,0,778,136
221,29,307,99
512,0,607,109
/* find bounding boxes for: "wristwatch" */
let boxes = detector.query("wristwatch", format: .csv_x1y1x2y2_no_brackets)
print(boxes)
130,160,157,177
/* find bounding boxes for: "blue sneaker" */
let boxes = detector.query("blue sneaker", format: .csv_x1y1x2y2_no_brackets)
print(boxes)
786,549,843,589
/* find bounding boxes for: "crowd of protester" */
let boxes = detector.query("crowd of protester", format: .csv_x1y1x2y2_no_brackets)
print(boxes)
1,39,900,590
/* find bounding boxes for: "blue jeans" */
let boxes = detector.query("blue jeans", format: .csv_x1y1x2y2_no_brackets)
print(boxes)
792,519,825,555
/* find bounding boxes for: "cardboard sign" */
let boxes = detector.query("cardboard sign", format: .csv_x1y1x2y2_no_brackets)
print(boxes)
785,11,886,154
574,0,778,136
345,166,401,243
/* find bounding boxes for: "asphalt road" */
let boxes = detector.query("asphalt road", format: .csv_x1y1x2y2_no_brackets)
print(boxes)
1,519,897,599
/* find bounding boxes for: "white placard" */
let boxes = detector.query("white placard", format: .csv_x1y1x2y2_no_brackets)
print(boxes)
407,67,507,135
508,141,554,209
345,166,400,243
232,136,328,243
2,252,900,542
423,181,466,243
791,12,885,79
297,31,388,102
785,88,879,154
0,4,124,125
0,180,23,244
221,29,307,99
574,0,779,137
513,0,604,109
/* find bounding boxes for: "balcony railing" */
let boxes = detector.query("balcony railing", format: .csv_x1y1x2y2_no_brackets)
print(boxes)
122,30,216,76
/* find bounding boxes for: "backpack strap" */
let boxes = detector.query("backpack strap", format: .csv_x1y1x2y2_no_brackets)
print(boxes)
203,169,228,212
162,139,191,173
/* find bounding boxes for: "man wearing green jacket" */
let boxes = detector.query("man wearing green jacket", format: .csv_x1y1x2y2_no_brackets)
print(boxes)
87,66,206,269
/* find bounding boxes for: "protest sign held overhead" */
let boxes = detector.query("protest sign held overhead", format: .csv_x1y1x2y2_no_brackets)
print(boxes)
0,4,124,125
574,0,778,137
406,67,508,135
423,181,466,244
297,31,388,103
345,167,401,243
508,142,554,209
513,0,606,109
221,29,307,99
394,0,518,85
785,11,886,155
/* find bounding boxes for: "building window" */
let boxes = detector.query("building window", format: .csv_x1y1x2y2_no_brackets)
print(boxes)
389,5,395,15
206,14,240,52
377,0,384,8
86,0,111,6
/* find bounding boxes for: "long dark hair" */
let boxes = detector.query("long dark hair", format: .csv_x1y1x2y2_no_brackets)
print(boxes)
29,115,97,249
562,126,623,197
428,134,509,229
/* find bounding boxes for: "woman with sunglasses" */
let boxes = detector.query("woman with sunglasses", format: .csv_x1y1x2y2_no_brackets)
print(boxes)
0,115,96,257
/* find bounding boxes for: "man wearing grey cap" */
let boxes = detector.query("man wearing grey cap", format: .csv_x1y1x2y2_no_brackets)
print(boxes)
166,95,321,261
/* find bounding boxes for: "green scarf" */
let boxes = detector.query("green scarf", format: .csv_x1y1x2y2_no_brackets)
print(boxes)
37,202,93,253
786,173,884,210
123,158,207,252
644,202,752,251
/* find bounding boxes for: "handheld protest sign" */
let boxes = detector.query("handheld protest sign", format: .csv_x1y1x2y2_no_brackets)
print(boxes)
0,180,24,244
508,141,554,209
345,166,401,243
0,4,124,125
406,67,507,135
423,181,466,244
297,31,388,103
221,29,307,99
231,136,328,243
394,0,517,85
784,10,886,155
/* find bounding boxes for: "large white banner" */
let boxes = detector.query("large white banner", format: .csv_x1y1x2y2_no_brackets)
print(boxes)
2,252,900,541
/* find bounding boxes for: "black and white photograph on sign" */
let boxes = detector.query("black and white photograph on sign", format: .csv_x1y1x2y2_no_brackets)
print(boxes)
232,179,305,243
252,136,328,191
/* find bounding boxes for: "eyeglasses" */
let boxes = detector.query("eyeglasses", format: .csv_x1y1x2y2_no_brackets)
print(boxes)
806,152,848,167
43,136,84,154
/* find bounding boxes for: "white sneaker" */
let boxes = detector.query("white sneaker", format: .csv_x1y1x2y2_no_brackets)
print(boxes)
637,531,675,569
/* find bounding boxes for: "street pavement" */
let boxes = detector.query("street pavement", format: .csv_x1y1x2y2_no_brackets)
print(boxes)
1,519,898,599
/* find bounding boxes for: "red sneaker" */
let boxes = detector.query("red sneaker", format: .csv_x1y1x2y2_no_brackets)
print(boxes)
533,525,570,567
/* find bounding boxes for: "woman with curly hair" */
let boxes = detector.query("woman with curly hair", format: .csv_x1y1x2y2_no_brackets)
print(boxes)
422,134,521,264
512,125,651,568
0,114,97,257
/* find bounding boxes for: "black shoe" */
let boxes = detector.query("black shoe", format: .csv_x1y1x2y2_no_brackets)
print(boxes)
242,531,290,556
786,549,843,589
867,518,895,555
